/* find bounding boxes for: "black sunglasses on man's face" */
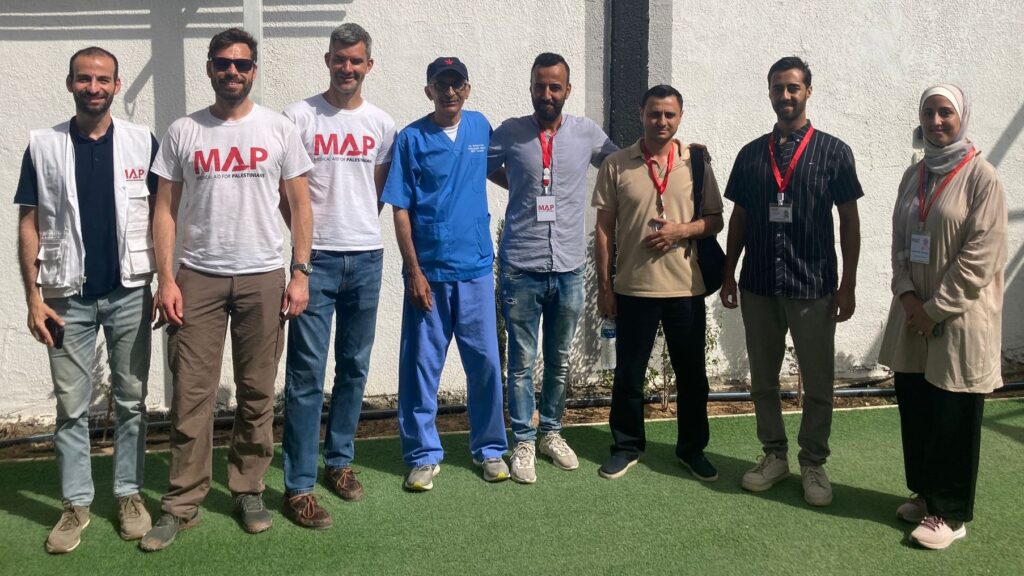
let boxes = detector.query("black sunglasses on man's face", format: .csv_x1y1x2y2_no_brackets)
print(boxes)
210,57,256,73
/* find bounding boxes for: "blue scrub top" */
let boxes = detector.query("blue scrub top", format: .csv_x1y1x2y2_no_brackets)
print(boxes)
382,110,494,282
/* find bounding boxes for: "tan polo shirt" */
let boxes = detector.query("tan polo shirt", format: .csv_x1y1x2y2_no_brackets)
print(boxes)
592,139,723,297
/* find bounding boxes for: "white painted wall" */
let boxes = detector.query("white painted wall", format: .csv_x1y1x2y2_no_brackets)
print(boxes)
2,1,1020,422
656,0,1024,379
0,0,607,420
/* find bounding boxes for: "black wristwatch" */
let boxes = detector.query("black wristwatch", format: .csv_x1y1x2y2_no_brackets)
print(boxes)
290,262,312,276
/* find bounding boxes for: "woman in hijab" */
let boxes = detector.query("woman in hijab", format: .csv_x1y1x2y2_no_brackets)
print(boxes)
879,85,1007,550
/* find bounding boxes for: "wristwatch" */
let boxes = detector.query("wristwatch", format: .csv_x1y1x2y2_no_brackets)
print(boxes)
290,262,312,276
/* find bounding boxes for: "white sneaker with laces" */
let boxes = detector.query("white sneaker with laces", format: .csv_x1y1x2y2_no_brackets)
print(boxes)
800,464,833,507
741,453,790,492
911,515,966,550
538,432,579,470
897,494,928,524
510,441,537,484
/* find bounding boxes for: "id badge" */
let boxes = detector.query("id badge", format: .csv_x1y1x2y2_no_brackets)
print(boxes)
536,195,556,222
768,203,793,223
910,232,931,264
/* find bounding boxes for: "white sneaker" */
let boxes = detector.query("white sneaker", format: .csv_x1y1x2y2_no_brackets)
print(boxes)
472,457,510,482
800,465,833,507
404,464,440,491
740,453,789,492
510,442,537,484
897,494,928,524
911,515,966,550
538,432,579,470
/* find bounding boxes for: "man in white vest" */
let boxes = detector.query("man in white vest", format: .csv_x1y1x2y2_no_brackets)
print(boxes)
16,46,158,554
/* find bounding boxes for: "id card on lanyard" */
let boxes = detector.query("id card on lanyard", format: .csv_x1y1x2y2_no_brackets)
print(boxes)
767,126,815,223
641,140,674,221
536,130,557,222
911,147,976,264
641,140,680,250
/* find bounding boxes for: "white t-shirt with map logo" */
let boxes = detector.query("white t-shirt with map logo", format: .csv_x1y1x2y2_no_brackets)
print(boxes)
152,104,313,275
283,95,395,251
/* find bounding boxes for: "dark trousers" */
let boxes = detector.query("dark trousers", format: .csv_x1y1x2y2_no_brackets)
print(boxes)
895,372,985,522
609,294,709,459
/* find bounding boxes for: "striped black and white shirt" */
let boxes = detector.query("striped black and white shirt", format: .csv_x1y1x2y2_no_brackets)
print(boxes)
724,121,863,300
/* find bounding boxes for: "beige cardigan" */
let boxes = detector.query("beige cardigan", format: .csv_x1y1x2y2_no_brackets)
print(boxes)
879,153,1007,393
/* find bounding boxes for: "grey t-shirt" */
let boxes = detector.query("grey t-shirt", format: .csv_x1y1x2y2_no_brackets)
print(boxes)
489,114,617,272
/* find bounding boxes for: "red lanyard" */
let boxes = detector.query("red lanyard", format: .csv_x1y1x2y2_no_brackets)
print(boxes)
538,130,556,193
768,125,815,205
918,147,976,228
640,140,675,197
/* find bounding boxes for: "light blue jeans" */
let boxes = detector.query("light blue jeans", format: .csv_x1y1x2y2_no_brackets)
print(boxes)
282,249,382,495
46,285,151,506
500,265,585,443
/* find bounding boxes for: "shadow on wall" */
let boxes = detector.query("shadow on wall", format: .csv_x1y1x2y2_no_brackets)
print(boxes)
1004,209,1024,364
3,1,353,413
990,101,1024,363
0,1,351,133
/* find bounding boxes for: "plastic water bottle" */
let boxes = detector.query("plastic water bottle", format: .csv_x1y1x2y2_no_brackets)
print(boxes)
598,318,616,371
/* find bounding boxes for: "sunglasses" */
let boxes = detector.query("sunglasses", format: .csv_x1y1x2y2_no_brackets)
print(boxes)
210,57,257,73
431,79,468,93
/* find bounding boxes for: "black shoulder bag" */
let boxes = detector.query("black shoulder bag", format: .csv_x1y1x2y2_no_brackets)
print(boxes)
689,147,725,296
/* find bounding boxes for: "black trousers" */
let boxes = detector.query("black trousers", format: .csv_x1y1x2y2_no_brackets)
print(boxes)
895,372,985,522
609,294,709,459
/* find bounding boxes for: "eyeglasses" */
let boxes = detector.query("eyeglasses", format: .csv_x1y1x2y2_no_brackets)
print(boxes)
210,57,256,73
431,80,468,94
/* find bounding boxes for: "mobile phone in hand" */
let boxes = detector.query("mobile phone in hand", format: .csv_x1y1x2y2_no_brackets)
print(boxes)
44,318,65,349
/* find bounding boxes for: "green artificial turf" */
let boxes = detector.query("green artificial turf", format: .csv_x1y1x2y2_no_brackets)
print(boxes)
1,400,1022,576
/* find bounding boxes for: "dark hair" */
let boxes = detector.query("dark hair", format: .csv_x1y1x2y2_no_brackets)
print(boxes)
68,46,119,80
531,52,570,84
208,27,258,62
767,56,811,87
330,23,373,57
640,84,683,108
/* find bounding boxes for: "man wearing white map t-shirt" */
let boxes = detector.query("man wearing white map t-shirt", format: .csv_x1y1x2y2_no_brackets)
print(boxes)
279,23,395,529
139,27,313,552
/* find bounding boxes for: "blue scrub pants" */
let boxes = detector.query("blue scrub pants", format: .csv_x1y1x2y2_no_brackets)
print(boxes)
397,273,508,466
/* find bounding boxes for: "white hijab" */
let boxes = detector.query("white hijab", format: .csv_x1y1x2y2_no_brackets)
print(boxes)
913,84,973,174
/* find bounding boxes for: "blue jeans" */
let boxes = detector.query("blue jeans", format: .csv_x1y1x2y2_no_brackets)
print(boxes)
397,274,508,465
282,249,382,495
46,285,151,506
500,265,585,443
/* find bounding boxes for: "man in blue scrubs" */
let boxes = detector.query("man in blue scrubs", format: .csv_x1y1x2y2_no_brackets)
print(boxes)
381,57,509,490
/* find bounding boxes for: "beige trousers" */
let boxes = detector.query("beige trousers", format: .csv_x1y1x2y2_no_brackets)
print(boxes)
161,266,285,518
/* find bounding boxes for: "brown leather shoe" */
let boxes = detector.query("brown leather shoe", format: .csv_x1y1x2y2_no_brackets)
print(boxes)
325,467,364,501
282,494,332,530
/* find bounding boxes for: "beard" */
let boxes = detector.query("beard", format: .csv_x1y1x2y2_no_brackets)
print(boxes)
73,90,115,117
773,99,806,123
211,74,253,103
533,97,564,123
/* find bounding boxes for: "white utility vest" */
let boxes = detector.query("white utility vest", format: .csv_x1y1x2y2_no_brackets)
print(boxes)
29,118,155,298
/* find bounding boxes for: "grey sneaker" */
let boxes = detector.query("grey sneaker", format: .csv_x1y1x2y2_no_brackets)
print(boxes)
538,432,579,470
234,493,272,534
801,465,833,507
404,464,440,491
45,502,90,554
473,457,510,482
117,493,152,540
138,512,199,552
510,442,537,484
897,494,928,524
741,453,790,492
